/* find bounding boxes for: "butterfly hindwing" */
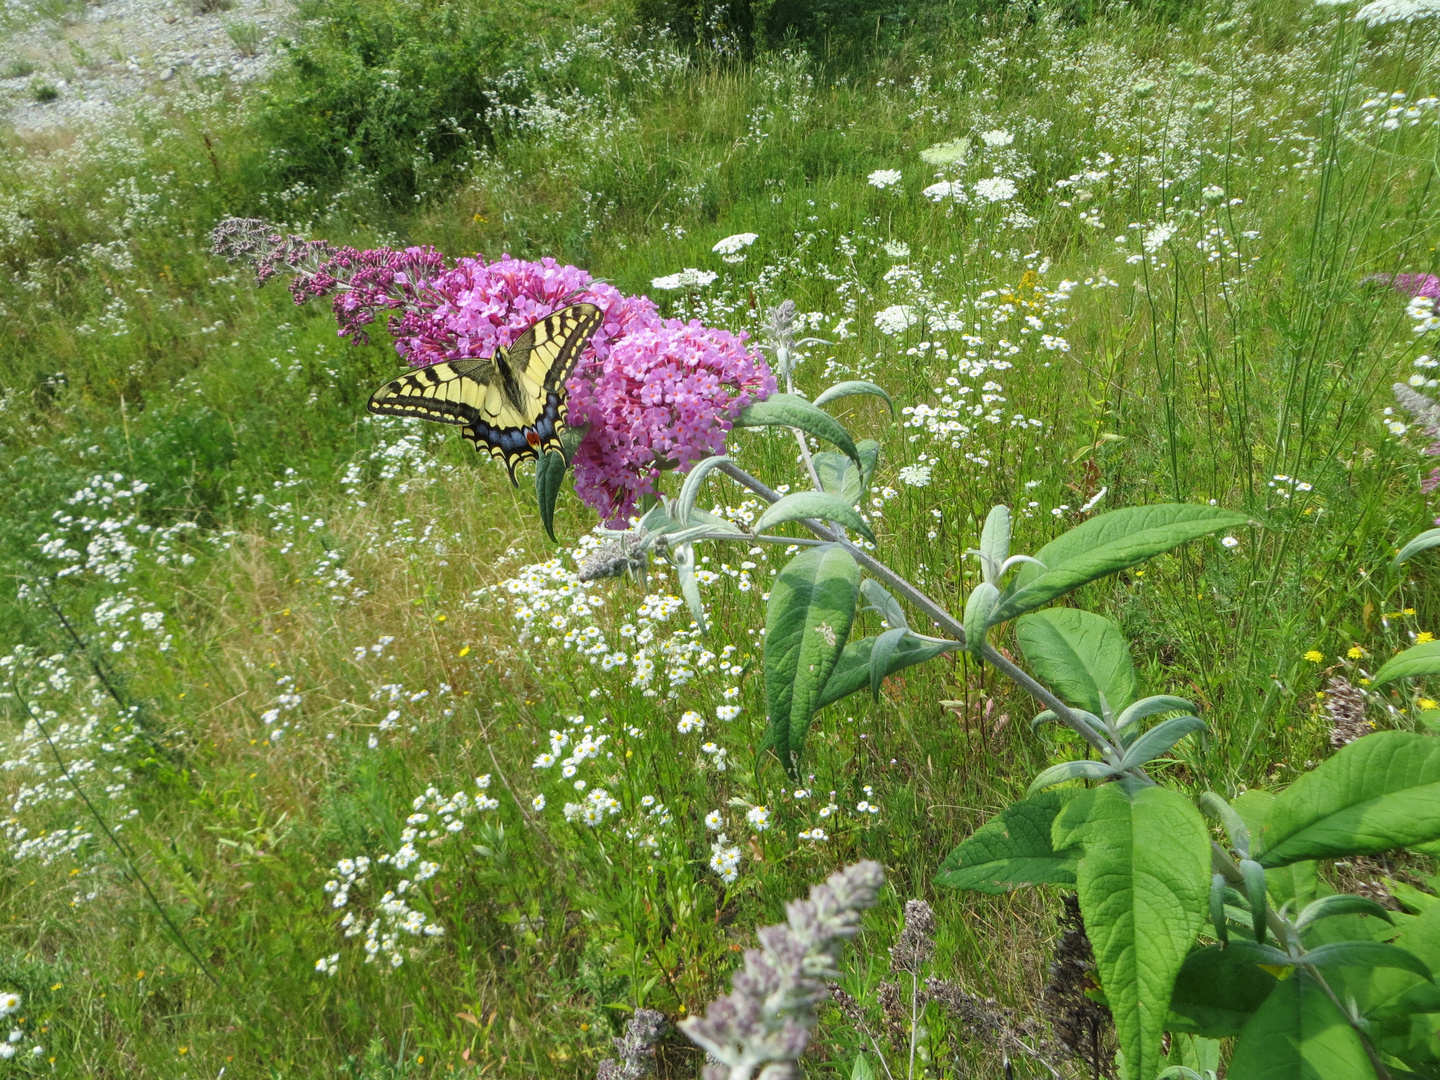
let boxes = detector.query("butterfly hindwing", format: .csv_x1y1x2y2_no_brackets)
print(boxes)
366,302,603,484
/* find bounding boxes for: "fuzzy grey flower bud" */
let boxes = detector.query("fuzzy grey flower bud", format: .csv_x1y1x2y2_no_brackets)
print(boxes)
597,1007,667,1080
680,861,884,1080
766,300,798,353
888,899,936,974
577,534,647,582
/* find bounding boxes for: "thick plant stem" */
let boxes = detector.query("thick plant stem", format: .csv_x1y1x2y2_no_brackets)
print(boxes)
714,460,1111,755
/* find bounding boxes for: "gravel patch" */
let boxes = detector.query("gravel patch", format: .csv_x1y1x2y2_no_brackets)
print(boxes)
0,0,292,133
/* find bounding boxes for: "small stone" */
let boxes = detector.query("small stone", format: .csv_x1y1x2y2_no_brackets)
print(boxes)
163,12,177,21
159,67,174,81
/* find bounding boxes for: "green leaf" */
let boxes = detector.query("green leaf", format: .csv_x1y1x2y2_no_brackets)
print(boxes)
964,582,1000,659
676,455,733,523
1228,970,1378,1079
672,543,707,634
1027,759,1121,795
1116,696,1198,738
754,491,876,543
1255,732,1440,867
1367,902,1440,1020
735,393,861,465
994,505,1250,623
761,545,860,776
1118,716,1206,772
1052,782,1212,1080
1240,859,1268,944
1209,874,1229,945
813,380,894,413
980,504,1011,568
1304,941,1433,980
1015,608,1139,718
1230,791,1321,909
850,1052,876,1080
1199,792,1252,860
859,578,908,629
1166,1033,1222,1078
869,628,909,703
1396,527,1440,567
1372,641,1440,689
1166,945,1280,1037
534,450,567,543
934,791,1080,893
1296,894,1396,931
813,441,879,506
815,633,952,712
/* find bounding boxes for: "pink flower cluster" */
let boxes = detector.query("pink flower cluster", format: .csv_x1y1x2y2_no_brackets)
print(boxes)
569,319,777,524
211,219,776,523
387,255,659,373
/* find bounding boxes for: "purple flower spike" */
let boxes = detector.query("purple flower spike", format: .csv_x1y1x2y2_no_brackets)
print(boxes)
679,861,884,1080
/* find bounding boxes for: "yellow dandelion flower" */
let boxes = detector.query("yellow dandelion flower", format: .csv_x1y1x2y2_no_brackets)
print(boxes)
1304,649,1324,663
1347,646,1366,659
1405,608,1417,616
1420,698,1439,711
1417,632,1434,645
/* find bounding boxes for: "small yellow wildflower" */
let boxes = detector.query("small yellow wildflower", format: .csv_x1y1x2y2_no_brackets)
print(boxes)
458,646,471,657
1347,646,1366,659
1304,649,1324,663
1418,632,1435,645
1420,698,1439,711
1406,608,1417,616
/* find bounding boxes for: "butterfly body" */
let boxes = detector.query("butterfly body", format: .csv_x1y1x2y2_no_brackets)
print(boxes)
367,302,603,483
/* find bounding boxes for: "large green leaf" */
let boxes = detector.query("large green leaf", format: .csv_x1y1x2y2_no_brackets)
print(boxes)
1254,733,1440,867
1053,781,1212,1080
1166,945,1279,1037
814,632,952,711
761,544,860,776
754,491,876,543
1228,970,1378,1079
1015,608,1139,717
1368,901,1440,1021
813,380,894,413
1372,642,1440,689
934,791,1081,893
735,393,861,465
993,505,1249,623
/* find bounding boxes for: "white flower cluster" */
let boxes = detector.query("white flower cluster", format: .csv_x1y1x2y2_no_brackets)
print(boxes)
319,777,498,972
709,834,742,883
0,647,141,900
0,992,40,1061
563,787,622,827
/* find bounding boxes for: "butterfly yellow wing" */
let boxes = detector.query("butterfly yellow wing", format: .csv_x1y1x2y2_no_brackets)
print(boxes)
366,302,604,484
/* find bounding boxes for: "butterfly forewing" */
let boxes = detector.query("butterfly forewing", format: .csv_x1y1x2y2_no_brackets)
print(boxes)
366,302,604,485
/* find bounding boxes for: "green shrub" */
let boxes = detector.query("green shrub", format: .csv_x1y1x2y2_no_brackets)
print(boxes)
2,59,37,78
28,78,58,101
255,0,538,210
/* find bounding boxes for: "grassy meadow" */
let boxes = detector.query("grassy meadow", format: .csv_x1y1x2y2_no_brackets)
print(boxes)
1,0,1439,1075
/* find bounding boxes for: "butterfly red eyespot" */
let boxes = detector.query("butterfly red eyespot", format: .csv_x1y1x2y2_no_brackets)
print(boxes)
526,431,542,449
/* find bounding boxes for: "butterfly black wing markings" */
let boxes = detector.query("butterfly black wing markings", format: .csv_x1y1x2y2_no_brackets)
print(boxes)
366,302,604,485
